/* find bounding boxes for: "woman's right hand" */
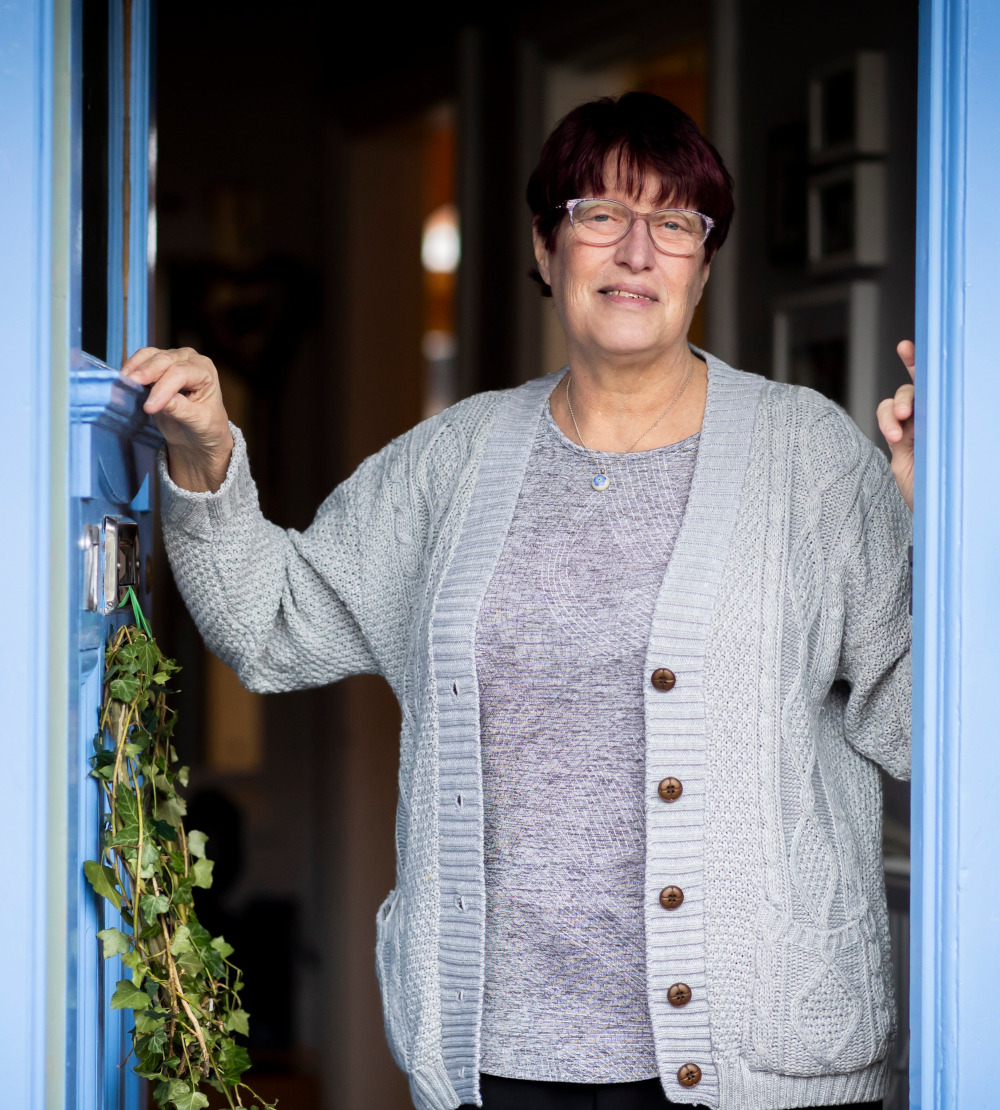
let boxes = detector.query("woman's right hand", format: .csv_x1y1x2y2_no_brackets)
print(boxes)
122,346,235,492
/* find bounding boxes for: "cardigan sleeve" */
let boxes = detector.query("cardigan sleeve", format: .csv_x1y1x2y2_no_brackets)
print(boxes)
834,440,913,781
158,407,481,694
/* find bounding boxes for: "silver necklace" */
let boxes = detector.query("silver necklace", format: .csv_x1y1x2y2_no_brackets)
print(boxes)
564,359,695,491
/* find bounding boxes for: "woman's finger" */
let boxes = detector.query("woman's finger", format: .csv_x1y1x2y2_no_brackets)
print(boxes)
892,382,915,421
896,339,916,382
143,360,209,415
123,347,188,386
877,397,904,443
121,346,159,376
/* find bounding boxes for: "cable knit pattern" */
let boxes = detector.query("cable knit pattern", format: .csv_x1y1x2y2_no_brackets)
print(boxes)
159,353,911,1110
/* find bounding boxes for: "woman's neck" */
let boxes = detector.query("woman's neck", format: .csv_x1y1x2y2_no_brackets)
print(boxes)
550,345,708,453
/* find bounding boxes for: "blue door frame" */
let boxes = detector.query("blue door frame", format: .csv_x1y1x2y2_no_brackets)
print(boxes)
911,0,1000,1106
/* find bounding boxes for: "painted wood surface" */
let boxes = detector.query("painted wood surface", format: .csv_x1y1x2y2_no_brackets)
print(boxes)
0,0,57,1105
912,0,1000,1105
0,1,154,1107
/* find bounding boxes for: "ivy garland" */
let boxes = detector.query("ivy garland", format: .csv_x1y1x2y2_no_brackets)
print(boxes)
85,592,276,1110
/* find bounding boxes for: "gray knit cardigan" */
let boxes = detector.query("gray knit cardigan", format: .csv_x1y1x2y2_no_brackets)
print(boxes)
160,354,912,1110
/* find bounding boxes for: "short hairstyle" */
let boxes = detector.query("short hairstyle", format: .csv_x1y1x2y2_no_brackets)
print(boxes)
526,92,735,294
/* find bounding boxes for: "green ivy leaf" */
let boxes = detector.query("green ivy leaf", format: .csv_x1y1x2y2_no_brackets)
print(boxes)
83,860,122,911
97,927,130,959
187,830,208,860
140,892,170,920
154,793,187,828
135,640,160,677
216,1037,252,1085
166,1081,210,1110
174,948,204,981
130,726,153,749
120,949,142,971
148,1026,169,1058
139,841,160,880
109,675,141,703
134,1007,168,1034
210,935,234,960
107,783,141,848
110,979,151,1010
171,876,194,906
169,924,192,956
224,1009,250,1036
177,765,190,787
152,818,177,841
192,858,214,889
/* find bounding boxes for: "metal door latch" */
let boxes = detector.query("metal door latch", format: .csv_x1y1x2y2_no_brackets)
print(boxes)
82,518,140,612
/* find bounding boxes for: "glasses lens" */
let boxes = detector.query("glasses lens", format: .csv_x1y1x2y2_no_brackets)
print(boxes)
649,210,708,254
570,199,633,243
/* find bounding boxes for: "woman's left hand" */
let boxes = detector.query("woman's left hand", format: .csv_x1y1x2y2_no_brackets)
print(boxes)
877,340,915,511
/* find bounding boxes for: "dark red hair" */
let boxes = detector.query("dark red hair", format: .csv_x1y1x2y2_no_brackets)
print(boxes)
527,92,735,293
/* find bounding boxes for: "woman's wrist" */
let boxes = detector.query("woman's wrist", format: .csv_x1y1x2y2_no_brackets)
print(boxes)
165,431,235,493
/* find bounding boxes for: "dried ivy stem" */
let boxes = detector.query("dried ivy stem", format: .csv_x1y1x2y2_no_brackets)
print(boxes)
85,616,276,1110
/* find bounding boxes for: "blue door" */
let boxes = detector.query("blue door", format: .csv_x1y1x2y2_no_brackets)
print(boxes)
0,1,155,1106
69,2,155,1105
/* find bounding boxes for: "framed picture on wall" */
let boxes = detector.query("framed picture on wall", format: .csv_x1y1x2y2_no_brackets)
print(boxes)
807,161,886,271
772,281,880,440
808,50,887,164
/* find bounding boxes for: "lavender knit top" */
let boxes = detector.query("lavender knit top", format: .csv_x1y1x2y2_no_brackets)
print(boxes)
477,408,699,1082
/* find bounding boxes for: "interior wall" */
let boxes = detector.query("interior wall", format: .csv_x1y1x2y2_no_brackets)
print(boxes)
321,117,427,1110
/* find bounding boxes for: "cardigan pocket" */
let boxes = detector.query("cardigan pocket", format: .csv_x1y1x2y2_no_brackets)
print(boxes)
375,887,412,1071
744,901,894,1076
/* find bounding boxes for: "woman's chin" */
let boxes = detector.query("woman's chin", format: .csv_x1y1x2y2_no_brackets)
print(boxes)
577,332,683,366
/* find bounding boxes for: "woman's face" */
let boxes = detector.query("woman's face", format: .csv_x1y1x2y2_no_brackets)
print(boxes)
533,173,710,370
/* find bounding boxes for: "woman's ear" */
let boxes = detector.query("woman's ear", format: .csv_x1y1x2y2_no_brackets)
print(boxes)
532,220,552,287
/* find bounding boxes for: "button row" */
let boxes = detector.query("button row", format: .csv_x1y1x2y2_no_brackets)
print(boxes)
652,669,700,1085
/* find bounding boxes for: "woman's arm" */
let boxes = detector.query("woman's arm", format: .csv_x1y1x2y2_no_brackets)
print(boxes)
158,425,384,693
130,345,477,696
835,452,913,781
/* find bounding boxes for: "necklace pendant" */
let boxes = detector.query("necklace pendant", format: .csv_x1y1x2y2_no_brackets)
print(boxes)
591,473,610,492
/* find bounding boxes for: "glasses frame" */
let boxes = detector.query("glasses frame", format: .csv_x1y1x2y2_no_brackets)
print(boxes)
559,198,715,257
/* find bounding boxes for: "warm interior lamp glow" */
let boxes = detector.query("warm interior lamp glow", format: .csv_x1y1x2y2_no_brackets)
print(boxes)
421,203,461,273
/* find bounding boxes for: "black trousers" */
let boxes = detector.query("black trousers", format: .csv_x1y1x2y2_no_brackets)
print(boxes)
465,1073,884,1110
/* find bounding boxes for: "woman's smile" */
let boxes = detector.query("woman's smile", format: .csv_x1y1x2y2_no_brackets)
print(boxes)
598,283,659,304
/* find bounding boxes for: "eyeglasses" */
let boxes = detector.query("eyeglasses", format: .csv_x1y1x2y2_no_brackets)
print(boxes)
559,198,715,257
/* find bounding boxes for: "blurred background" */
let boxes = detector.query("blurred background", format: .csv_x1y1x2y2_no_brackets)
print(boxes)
149,1,917,1106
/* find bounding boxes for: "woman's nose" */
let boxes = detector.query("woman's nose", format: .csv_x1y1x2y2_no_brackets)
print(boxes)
613,216,656,269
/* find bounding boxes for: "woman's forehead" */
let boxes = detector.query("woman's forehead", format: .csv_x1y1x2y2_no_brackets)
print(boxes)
588,152,686,208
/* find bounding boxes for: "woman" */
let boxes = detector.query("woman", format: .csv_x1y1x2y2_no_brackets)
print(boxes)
128,93,916,1110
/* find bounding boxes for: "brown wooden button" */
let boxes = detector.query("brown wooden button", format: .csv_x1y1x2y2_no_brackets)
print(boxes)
657,776,683,802
659,885,684,909
667,982,692,1007
677,1063,702,1087
651,668,676,691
